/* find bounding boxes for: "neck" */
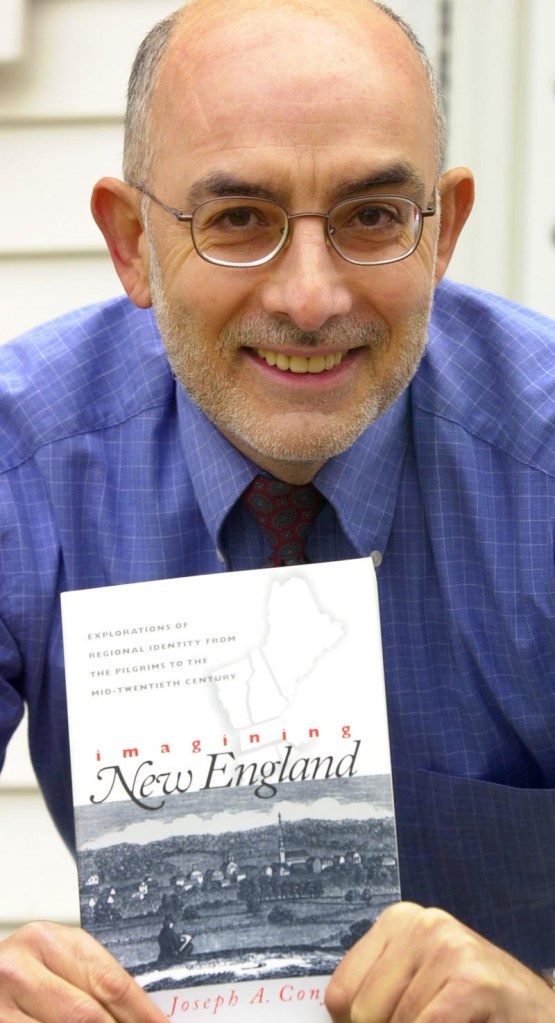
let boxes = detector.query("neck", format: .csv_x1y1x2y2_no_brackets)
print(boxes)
254,460,323,484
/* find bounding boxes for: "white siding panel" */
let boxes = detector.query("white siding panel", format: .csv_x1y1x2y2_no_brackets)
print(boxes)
0,0,27,63
0,0,177,120
1,718,80,932
0,714,35,788
445,0,525,302
0,253,122,342
0,123,122,253
0,791,79,925
519,0,555,318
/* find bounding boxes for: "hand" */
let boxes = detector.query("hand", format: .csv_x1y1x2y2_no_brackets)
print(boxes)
325,901,555,1022
0,921,166,1022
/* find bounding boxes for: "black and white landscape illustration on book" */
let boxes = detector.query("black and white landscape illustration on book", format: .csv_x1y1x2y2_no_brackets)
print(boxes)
76,774,399,992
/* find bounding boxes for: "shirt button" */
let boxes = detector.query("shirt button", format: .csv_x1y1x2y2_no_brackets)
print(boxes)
216,547,226,564
370,550,383,568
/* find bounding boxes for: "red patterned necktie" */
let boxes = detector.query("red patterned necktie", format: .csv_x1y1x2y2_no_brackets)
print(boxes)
242,475,325,566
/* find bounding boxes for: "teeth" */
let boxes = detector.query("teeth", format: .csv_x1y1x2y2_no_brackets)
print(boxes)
256,349,344,374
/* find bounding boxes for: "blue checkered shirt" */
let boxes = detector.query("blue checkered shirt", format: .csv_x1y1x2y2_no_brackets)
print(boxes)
1,279,554,967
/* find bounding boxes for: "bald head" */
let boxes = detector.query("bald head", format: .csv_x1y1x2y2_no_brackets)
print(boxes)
123,0,446,187
92,0,474,481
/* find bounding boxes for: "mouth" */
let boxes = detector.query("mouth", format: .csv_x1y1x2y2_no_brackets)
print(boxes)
256,348,345,374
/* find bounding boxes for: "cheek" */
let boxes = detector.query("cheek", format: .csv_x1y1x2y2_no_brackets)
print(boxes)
153,231,195,282
366,257,435,323
170,261,259,328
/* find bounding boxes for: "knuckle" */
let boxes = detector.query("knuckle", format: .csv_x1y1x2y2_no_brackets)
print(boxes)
375,900,423,929
10,918,66,960
420,905,456,930
407,904,463,946
374,896,429,937
0,928,44,1019
16,918,57,947
0,953,25,990
0,930,35,986
91,960,135,1007
324,975,349,1017
421,911,474,961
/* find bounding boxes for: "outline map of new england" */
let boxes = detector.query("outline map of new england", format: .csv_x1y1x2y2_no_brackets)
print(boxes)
214,576,344,753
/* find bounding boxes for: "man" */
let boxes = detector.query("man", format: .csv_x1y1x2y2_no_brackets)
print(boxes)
0,0,554,1019
157,917,188,963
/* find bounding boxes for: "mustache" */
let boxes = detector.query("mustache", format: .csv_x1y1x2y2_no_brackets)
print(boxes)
217,315,390,351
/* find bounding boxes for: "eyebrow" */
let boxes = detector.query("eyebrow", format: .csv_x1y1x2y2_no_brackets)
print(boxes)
337,163,430,204
184,174,282,207
184,162,430,209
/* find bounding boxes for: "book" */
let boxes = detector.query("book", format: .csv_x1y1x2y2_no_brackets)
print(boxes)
61,557,400,1022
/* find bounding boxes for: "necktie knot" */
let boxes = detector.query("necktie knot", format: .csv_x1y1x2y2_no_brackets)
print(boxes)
242,475,325,566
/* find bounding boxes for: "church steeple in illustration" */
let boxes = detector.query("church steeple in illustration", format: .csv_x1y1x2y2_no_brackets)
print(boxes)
277,812,286,865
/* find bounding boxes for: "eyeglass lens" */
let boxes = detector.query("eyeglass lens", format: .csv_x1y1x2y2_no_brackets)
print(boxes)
191,196,422,266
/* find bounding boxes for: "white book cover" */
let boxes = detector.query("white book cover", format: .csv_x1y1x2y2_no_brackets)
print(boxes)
61,557,399,1022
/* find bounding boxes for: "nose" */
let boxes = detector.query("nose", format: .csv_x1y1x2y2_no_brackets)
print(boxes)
260,215,354,331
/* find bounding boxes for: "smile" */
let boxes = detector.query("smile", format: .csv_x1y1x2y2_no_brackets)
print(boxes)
256,348,345,374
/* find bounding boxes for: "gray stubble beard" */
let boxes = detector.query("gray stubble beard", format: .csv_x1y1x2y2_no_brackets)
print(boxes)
148,238,433,464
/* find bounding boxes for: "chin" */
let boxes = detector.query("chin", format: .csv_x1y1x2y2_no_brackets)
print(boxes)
226,412,378,466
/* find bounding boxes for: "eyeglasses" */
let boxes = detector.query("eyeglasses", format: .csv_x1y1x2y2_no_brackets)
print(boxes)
131,184,436,268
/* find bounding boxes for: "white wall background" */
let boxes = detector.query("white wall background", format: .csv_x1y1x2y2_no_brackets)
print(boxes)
1,0,554,940
0,0,179,943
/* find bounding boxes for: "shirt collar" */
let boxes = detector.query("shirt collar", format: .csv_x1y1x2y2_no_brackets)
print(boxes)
176,383,410,559
176,386,258,544
314,389,410,556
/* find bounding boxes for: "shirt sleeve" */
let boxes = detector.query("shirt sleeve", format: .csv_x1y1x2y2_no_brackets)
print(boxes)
0,614,25,773
0,467,49,776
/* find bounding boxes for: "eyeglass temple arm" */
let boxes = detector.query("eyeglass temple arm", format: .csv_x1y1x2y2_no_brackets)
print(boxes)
128,183,193,224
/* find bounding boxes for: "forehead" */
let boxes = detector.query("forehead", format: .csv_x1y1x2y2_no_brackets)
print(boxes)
150,4,437,201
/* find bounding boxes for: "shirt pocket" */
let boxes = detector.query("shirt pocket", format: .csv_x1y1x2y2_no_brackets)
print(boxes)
395,766,555,971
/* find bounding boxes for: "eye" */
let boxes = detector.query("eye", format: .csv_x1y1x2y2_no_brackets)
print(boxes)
351,203,401,228
224,207,258,227
212,205,268,230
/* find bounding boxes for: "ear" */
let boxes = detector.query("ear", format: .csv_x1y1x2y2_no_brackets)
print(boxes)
91,177,152,308
434,167,475,284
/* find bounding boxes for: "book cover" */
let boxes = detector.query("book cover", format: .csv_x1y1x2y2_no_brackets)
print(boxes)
61,557,400,1021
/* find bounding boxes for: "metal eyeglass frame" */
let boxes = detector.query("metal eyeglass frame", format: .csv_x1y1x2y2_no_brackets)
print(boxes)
130,183,437,268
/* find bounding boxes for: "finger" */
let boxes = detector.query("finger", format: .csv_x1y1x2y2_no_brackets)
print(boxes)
328,904,555,1023
389,941,555,1023
1,922,166,1023
10,963,125,1023
344,904,493,1023
0,927,117,1023
326,903,457,1023
325,904,417,1022
0,995,37,1023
